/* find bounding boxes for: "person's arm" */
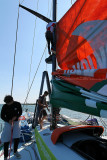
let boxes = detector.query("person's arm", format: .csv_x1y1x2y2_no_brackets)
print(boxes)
9,116,17,124
44,99,50,111
16,102,22,119
9,102,22,123
38,99,48,108
1,106,8,122
45,105,50,113
18,103,22,117
47,106,50,112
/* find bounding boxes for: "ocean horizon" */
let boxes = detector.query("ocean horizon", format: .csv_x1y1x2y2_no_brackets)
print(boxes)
0,104,107,136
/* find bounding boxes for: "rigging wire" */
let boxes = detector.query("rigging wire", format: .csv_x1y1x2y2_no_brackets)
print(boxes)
45,49,47,71
20,0,25,5
23,44,47,105
11,0,20,96
26,0,39,98
99,117,107,136
45,0,51,71
25,0,53,104
83,115,91,122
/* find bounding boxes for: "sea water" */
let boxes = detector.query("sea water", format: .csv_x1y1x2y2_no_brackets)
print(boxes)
0,104,107,135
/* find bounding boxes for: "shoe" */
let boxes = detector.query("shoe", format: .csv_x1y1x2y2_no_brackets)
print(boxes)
14,152,21,159
45,55,52,64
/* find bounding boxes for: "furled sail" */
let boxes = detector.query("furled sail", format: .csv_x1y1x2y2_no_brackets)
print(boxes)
50,0,107,118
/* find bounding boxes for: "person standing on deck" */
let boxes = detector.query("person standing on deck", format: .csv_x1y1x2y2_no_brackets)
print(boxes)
1,95,22,160
35,91,49,129
45,22,56,63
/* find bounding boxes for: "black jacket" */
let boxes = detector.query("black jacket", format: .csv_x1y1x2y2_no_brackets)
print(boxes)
1,101,22,122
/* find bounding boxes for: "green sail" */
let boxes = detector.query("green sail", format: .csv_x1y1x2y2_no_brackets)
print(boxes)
50,80,107,118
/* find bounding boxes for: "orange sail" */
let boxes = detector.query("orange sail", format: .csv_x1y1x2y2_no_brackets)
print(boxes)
56,0,107,70
55,0,107,92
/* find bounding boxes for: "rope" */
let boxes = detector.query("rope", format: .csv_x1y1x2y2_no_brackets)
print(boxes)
11,1,20,96
0,151,4,158
23,0,51,105
71,0,72,5
24,148,33,160
20,0,25,5
99,117,107,136
30,143,40,160
22,141,37,160
23,44,47,105
45,0,50,71
84,115,91,122
45,49,47,71
26,0,39,103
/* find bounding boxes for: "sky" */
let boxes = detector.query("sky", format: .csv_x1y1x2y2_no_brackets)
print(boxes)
0,0,75,104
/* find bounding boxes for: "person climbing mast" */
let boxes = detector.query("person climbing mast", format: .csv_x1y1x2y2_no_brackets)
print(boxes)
45,21,56,63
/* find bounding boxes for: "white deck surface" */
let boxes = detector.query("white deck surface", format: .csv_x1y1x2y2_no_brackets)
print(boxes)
36,121,84,160
0,131,40,160
1,115,106,160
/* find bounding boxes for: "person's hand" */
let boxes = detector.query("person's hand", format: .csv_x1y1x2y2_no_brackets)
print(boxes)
47,108,50,112
46,105,50,112
9,120,12,124
44,105,48,108
9,116,17,124
12,116,17,121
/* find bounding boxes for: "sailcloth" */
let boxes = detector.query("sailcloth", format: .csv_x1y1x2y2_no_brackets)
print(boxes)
50,0,107,118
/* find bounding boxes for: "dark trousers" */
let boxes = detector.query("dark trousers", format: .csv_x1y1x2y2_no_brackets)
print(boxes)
35,107,41,125
4,138,19,158
45,31,54,54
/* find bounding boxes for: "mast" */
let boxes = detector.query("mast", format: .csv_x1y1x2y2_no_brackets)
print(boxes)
19,0,57,129
53,0,57,21
52,0,56,73
51,0,57,129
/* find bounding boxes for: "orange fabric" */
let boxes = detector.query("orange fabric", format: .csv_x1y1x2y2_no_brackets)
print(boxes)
19,116,25,120
52,69,107,89
56,0,107,70
53,75,103,90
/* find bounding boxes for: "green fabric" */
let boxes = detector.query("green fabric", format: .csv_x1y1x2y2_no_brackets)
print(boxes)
50,80,107,117
90,80,107,92
35,128,57,160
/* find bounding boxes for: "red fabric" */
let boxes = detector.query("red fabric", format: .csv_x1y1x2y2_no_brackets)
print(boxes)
54,75,103,90
19,116,25,120
52,69,107,89
56,0,107,70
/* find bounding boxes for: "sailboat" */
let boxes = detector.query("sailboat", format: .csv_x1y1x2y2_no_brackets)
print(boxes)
1,0,107,159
